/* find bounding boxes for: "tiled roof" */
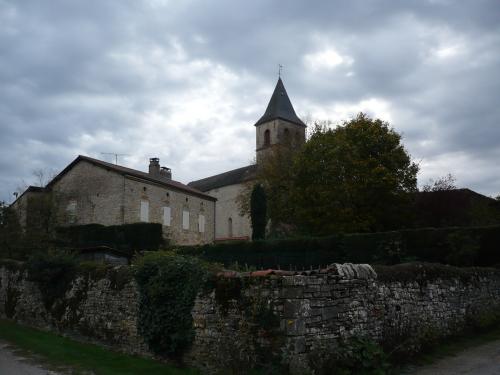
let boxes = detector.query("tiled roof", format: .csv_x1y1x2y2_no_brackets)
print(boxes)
188,164,257,192
217,263,377,280
46,155,216,201
254,77,306,127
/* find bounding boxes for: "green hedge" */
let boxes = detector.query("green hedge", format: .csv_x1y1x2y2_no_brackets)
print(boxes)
176,225,500,269
56,223,164,255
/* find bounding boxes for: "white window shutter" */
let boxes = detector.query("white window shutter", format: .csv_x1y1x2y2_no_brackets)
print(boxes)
140,200,149,222
182,210,190,230
198,214,205,233
66,200,77,224
163,206,171,226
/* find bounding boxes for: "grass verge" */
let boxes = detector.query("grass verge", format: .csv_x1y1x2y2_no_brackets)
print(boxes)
0,319,198,375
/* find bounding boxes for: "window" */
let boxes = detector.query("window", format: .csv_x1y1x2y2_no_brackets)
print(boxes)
264,129,271,146
228,217,233,238
182,210,190,230
198,214,205,233
66,200,77,224
140,200,149,222
283,128,290,143
163,206,171,226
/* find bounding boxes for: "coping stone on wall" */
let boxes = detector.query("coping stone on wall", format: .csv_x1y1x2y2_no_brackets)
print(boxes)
326,263,377,280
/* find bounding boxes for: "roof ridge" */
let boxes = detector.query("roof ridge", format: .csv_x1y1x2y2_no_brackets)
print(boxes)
45,155,216,201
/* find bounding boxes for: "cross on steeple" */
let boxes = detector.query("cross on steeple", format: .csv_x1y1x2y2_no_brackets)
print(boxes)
278,64,283,78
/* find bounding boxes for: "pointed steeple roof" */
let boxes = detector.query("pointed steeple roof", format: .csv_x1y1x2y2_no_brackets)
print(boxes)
254,77,306,127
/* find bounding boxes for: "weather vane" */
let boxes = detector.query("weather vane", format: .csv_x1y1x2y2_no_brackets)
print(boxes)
278,64,283,78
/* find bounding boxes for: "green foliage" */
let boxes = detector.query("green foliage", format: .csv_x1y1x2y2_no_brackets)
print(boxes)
445,232,479,266
250,184,267,240
0,202,24,259
176,225,500,269
26,252,78,310
252,113,418,236
291,114,418,235
57,223,164,255
421,173,457,192
134,252,210,358
254,145,297,234
25,192,58,253
310,337,391,375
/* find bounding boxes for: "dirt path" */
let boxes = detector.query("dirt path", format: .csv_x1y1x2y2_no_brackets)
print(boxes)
407,339,500,375
0,340,63,375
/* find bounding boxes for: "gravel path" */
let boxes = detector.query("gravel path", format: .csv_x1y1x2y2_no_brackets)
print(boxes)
0,340,62,375
407,339,500,375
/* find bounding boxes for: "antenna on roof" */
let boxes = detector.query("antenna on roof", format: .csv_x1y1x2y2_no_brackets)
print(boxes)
278,64,283,78
100,152,129,165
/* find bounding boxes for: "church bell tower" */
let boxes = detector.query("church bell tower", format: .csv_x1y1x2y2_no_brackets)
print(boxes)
255,77,306,163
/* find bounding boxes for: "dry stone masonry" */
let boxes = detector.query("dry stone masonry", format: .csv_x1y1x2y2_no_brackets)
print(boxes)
1,261,500,374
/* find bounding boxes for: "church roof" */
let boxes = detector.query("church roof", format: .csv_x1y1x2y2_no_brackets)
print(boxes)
188,164,257,192
254,77,306,127
46,155,216,201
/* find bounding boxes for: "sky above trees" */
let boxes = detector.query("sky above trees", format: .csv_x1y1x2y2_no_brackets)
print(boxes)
1,0,499,202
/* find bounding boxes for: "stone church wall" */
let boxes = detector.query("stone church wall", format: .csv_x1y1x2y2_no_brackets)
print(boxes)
2,262,500,374
206,183,251,239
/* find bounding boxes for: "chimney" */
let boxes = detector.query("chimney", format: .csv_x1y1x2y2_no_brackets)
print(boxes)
160,167,172,180
149,158,160,176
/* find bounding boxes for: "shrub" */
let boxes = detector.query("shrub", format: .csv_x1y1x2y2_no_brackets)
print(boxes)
26,252,78,310
134,252,211,358
57,223,165,255
176,225,500,269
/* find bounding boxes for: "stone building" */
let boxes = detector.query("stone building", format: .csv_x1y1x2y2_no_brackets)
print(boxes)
189,77,306,240
11,156,216,245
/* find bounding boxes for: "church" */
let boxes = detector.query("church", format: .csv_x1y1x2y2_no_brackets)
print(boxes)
188,77,307,241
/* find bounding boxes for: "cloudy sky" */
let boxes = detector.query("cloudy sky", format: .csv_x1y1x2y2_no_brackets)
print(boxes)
1,0,499,202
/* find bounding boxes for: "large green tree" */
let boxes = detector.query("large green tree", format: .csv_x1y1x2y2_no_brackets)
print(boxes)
290,113,418,234
249,113,419,236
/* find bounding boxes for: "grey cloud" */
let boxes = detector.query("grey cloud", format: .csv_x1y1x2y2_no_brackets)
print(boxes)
1,0,500,202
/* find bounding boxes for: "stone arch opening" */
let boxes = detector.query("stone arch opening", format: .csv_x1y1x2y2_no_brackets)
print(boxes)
284,128,290,143
264,129,271,147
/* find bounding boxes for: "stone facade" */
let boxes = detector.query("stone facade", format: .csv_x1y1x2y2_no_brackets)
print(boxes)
256,118,306,163
205,183,252,239
11,157,216,246
2,262,500,374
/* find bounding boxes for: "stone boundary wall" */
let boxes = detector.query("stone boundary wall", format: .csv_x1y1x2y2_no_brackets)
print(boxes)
0,264,149,356
2,262,500,374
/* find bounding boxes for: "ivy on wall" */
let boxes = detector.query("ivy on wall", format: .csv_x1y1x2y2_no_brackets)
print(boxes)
134,252,211,358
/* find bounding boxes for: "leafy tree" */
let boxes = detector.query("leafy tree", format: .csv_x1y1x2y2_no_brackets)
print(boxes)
250,184,267,240
0,201,23,259
290,113,418,235
249,113,419,236
24,192,58,253
422,173,457,192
